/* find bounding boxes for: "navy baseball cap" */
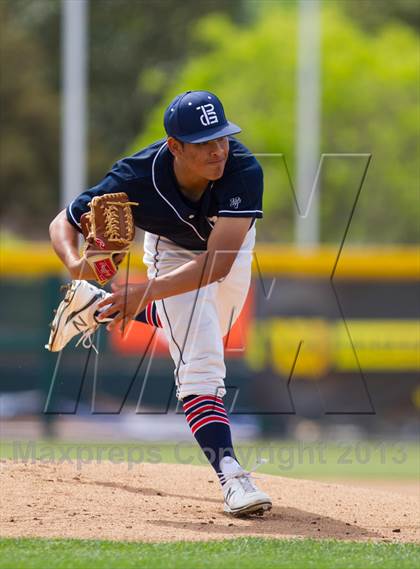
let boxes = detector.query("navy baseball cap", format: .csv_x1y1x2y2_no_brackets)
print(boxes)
164,90,241,143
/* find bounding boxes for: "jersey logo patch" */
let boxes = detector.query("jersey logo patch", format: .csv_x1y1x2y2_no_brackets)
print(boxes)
229,196,242,209
196,103,219,127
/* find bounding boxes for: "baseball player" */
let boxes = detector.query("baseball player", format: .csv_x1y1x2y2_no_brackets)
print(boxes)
47,90,272,516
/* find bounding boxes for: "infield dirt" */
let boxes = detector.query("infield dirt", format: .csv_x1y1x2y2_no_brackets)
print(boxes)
1,461,418,543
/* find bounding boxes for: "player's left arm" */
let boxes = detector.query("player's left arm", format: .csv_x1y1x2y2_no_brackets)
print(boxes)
99,217,251,329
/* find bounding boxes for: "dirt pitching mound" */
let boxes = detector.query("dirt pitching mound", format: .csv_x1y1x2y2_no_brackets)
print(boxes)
1,460,418,543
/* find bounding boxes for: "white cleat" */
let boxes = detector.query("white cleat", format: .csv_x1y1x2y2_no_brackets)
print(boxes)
220,457,272,517
45,280,109,352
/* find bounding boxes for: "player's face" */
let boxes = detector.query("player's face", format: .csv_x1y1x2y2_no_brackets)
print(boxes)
182,137,230,181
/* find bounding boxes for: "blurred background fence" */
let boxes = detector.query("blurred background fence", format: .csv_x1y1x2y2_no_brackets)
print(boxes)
1,243,418,439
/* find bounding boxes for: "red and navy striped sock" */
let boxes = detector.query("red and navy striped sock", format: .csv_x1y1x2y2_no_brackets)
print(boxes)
182,394,237,485
134,301,162,327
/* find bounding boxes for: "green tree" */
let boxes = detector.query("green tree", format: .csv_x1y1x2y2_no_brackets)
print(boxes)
0,1,60,237
340,0,420,32
0,0,246,237
88,0,245,172
133,4,419,244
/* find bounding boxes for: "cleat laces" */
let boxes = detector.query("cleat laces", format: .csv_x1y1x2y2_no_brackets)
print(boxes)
220,459,267,491
75,328,99,354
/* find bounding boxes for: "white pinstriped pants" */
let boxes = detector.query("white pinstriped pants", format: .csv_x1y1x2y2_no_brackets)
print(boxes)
142,226,255,400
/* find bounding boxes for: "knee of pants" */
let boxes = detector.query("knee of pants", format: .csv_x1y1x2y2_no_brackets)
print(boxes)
175,353,226,387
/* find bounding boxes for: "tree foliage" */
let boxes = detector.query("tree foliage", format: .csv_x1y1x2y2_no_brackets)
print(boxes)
341,0,420,32
134,4,419,243
0,1,59,236
0,0,243,236
1,1,418,242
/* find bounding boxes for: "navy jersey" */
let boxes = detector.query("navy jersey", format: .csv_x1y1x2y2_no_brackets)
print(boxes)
66,137,263,251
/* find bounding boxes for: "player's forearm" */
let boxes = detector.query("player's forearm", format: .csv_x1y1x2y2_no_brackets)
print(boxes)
49,209,80,270
148,250,235,301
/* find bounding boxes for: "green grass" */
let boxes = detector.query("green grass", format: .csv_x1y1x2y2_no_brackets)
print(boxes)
0,537,419,569
1,439,419,479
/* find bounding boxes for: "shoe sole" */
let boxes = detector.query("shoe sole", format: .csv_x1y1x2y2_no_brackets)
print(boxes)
224,501,272,517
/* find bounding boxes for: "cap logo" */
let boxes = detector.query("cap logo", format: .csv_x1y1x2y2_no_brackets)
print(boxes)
196,103,219,127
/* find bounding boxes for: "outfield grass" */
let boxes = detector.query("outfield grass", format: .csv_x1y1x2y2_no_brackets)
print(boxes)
0,537,419,569
1,439,419,479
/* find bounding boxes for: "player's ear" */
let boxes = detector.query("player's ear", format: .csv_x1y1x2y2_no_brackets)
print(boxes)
167,136,184,157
